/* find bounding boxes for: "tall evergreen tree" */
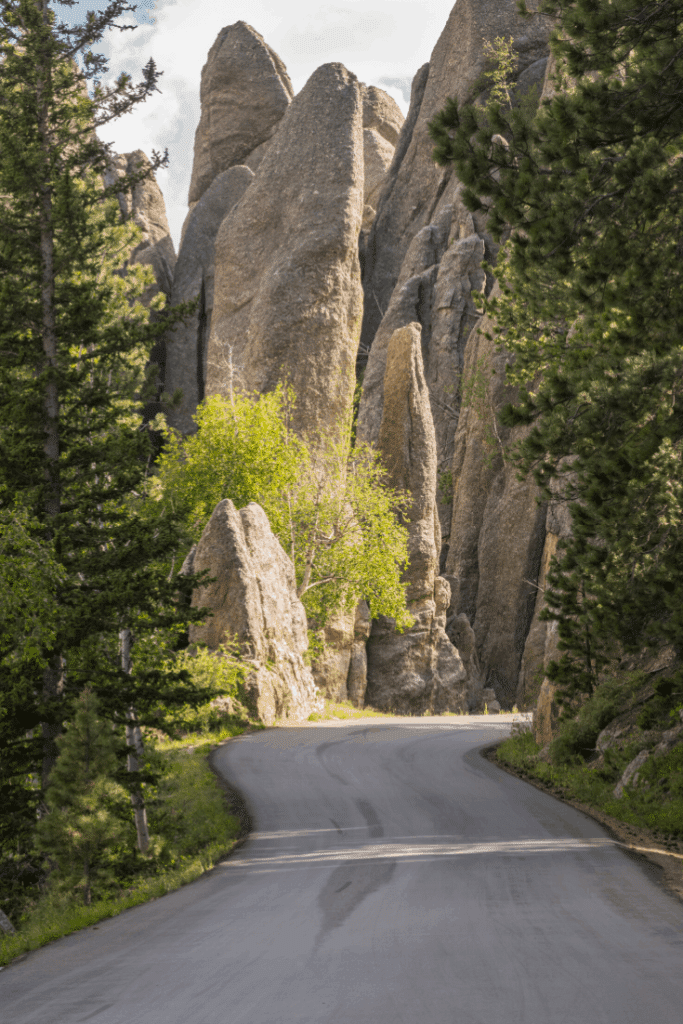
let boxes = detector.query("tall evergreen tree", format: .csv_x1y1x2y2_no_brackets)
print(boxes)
428,0,683,708
0,0,209,912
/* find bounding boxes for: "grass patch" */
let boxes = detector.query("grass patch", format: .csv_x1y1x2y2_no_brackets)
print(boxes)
307,698,397,721
1,730,248,968
495,696,683,843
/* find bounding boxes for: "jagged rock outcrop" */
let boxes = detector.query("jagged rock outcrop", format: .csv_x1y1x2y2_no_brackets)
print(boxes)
359,85,404,240
103,150,176,304
356,1,551,712
188,22,293,206
359,0,550,360
365,323,470,714
182,499,323,725
357,0,550,590
207,62,364,440
164,166,254,434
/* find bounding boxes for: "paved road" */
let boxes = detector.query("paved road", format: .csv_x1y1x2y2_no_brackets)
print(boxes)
2,716,683,1024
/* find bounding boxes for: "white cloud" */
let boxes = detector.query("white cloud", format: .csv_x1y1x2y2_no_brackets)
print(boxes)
73,0,457,251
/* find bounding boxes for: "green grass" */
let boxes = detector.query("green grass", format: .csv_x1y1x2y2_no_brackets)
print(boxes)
496,718,683,842
306,698,399,721
0,730,248,968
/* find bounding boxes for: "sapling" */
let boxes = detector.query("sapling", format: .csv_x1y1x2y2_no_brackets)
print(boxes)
34,689,130,906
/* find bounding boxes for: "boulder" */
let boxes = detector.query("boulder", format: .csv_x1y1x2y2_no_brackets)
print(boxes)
182,500,323,725
364,323,468,714
207,62,364,440
164,166,255,434
613,750,650,799
188,22,293,204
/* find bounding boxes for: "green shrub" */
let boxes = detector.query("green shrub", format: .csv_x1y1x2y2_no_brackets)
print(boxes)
550,672,646,766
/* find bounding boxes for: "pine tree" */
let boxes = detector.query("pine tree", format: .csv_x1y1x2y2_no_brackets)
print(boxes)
427,0,683,708
0,0,210,913
34,688,130,906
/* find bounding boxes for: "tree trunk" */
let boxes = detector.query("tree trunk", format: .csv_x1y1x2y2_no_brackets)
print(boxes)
120,628,150,854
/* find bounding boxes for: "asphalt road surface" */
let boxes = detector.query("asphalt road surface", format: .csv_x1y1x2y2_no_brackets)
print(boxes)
2,715,683,1024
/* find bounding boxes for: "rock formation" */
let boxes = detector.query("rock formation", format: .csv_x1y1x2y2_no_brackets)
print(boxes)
188,22,293,206
312,601,371,707
356,2,552,710
206,62,365,440
364,323,471,714
444,282,547,708
103,150,176,305
102,150,177,419
165,166,255,434
182,499,323,725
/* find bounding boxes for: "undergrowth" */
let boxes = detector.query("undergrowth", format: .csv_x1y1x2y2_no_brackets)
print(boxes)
0,643,265,968
495,671,683,843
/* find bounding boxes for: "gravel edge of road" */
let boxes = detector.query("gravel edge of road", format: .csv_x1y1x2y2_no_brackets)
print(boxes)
481,741,683,906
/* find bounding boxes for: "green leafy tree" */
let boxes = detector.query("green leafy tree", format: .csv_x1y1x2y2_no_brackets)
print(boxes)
155,389,413,631
34,688,130,906
0,0,210,914
427,0,683,707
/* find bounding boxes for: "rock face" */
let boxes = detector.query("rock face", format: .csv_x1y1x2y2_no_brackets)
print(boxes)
164,166,255,434
182,499,323,725
357,0,550,594
188,22,293,205
355,0,551,711
102,150,177,419
444,282,548,708
359,0,550,361
103,150,176,304
207,62,364,440
311,601,371,707
364,323,470,714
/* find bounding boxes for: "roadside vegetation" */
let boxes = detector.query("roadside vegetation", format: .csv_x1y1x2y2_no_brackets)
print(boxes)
0,645,261,968
429,0,683,855
494,672,683,844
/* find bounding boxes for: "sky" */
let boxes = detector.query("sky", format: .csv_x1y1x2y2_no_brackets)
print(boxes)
60,0,457,251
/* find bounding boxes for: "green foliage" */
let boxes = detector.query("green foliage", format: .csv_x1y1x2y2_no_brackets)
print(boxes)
155,390,413,630
482,35,517,108
153,642,252,737
459,353,506,467
2,736,244,964
429,0,683,705
34,690,131,906
0,0,209,916
0,504,66,671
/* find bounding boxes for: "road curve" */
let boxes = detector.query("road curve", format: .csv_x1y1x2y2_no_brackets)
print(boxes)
2,716,683,1024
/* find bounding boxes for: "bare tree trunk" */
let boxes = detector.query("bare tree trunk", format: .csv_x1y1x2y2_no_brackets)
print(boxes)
120,629,150,854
